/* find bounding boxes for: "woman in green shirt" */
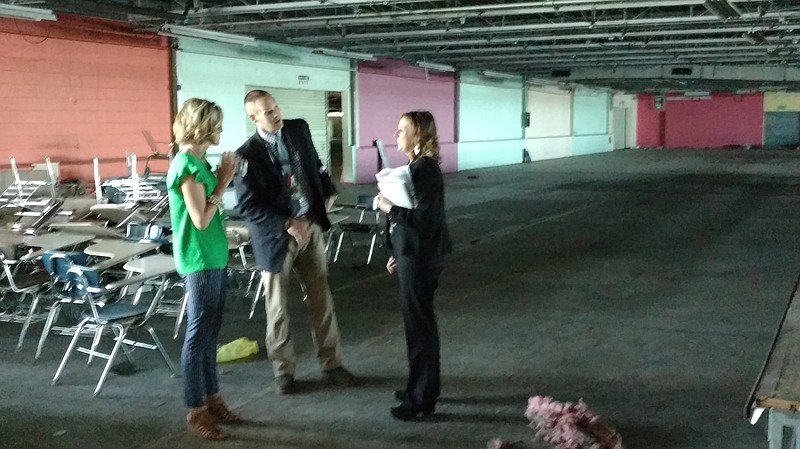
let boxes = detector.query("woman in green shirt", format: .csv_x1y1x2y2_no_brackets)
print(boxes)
167,98,239,440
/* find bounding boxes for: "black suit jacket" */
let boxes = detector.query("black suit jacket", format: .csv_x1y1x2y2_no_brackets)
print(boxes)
387,156,452,259
234,119,337,272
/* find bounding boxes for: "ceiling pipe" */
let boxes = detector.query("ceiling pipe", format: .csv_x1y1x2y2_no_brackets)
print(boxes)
345,23,800,50
178,0,434,17
287,10,795,44
192,0,712,30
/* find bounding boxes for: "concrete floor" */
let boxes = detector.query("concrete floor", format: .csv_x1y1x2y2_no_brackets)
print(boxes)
1,148,795,449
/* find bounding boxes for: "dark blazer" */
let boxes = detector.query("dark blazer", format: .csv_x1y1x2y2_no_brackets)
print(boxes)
388,156,452,259
234,119,337,272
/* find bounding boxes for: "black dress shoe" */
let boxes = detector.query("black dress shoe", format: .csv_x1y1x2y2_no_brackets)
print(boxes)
274,375,296,395
390,401,435,421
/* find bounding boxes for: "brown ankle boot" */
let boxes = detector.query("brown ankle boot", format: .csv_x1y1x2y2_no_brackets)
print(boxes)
205,395,243,424
187,406,228,440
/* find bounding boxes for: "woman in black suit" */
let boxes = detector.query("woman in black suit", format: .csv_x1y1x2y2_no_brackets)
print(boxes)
377,110,452,421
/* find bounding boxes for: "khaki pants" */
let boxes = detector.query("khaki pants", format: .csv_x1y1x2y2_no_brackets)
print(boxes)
261,222,342,377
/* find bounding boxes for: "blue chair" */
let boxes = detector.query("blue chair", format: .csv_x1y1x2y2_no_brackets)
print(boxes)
51,264,176,396
34,251,88,360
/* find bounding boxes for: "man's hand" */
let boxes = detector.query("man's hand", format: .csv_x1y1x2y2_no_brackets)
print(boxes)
286,217,310,244
386,256,397,274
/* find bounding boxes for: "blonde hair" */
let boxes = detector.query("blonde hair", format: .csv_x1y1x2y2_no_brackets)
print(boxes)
401,110,440,163
172,98,223,152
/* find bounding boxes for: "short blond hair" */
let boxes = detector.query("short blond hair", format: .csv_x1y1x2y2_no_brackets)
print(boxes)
173,98,223,146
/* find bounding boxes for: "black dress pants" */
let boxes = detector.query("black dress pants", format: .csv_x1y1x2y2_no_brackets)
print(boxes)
395,254,443,408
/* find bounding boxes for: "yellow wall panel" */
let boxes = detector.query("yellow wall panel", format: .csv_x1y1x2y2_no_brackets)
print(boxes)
764,92,800,112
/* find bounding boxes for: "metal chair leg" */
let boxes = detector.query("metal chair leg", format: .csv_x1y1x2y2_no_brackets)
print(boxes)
52,318,90,385
334,232,345,263
88,325,104,365
36,304,61,360
16,294,39,351
367,233,378,265
245,270,257,295
249,278,263,319
173,291,189,340
94,325,127,396
148,325,177,377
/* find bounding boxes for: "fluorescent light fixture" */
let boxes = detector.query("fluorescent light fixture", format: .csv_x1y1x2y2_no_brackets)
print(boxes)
480,70,520,80
159,24,256,46
327,111,343,118
703,0,740,20
312,48,377,61
416,61,456,72
0,4,56,21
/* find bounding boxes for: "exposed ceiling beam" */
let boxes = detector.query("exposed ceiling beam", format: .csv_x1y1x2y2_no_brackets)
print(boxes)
47,0,184,21
401,36,792,55
342,24,800,50
177,0,434,17
497,50,789,65
436,45,791,63
195,1,713,30
287,11,796,44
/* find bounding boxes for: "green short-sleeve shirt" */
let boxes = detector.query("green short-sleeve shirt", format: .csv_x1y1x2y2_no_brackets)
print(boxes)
166,153,229,275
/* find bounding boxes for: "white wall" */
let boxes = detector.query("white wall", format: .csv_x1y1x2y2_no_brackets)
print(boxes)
526,86,573,161
175,38,351,167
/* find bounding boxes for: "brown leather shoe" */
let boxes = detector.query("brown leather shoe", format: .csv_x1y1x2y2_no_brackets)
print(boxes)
205,395,243,424
187,406,228,440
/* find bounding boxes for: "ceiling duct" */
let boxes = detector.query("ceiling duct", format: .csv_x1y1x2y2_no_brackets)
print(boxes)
416,61,456,72
703,0,741,20
159,24,256,46
743,32,766,44
0,4,56,21
312,48,377,61
671,67,694,76
479,70,520,80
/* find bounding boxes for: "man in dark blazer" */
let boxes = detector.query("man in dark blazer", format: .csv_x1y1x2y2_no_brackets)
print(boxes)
235,89,355,394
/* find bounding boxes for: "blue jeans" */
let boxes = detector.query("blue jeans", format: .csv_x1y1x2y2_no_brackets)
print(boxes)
182,269,226,408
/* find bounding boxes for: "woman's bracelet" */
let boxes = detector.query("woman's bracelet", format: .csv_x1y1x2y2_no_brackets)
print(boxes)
207,194,223,208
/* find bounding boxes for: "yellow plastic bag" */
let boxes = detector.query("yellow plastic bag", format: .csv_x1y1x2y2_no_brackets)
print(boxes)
216,337,259,363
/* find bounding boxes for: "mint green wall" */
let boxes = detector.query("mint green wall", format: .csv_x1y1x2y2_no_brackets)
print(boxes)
572,88,611,155
176,38,351,161
573,135,612,155
457,72,525,170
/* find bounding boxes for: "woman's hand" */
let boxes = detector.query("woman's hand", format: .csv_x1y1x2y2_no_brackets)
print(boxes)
216,151,237,188
386,256,397,274
377,194,394,214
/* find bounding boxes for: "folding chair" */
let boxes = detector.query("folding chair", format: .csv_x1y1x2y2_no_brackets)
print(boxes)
51,264,176,396
34,251,88,360
0,252,52,351
332,195,383,265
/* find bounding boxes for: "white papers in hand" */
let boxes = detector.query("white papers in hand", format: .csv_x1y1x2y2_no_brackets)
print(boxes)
376,166,416,209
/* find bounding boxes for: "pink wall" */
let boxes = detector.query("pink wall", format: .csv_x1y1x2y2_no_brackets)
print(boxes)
0,15,172,183
665,94,763,148
637,94,664,148
355,59,456,183
637,93,764,149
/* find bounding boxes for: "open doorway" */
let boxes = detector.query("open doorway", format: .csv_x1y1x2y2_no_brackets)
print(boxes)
327,92,343,182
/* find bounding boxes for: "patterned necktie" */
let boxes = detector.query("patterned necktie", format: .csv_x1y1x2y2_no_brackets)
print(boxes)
283,132,311,216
